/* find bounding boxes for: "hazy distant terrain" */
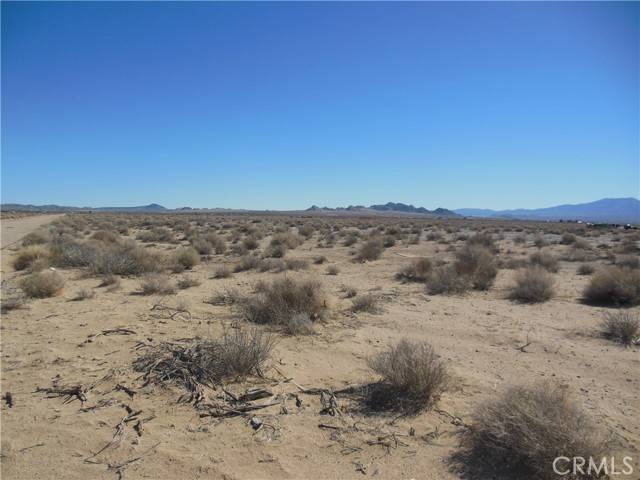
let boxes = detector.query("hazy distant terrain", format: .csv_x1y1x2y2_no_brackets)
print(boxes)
3,198,639,223
455,197,640,223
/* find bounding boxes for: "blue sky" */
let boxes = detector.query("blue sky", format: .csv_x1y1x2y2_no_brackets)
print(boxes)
2,2,638,210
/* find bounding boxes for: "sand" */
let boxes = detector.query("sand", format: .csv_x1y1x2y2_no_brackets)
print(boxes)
0,215,638,480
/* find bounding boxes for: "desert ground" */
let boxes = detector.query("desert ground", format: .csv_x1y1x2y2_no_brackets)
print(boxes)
1,213,638,480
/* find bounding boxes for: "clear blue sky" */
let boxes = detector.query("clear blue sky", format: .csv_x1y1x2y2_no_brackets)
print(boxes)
2,1,638,210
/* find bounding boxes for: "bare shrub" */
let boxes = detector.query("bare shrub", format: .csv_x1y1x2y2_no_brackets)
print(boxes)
601,310,639,346
573,237,591,250
426,266,470,295
239,277,327,331
133,328,275,401
533,233,548,248
560,232,576,245
1,290,26,313
357,238,384,262
204,233,226,254
455,245,497,290
351,294,380,313
455,382,609,480
466,232,497,252
528,250,559,273
20,271,65,298
234,254,264,272
139,275,176,295
283,313,315,335
577,263,595,276
396,258,432,283
137,227,176,244
283,258,309,271
13,246,49,271
263,243,287,258
583,266,640,306
271,232,302,249
342,286,357,298
509,267,554,303
313,255,327,265
368,339,447,411
243,236,260,250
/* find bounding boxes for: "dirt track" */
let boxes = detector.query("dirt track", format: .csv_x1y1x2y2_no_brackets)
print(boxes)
0,215,62,250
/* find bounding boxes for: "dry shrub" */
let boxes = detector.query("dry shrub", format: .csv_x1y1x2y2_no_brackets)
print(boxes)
213,266,232,278
298,224,315,238
577,263,595,276
139,275,176,295
204,233,226,254
351,294,380,313
601,310,639,346
326,265,340,275
133,328,275,402
529,250,559,273
615,255,639,269
234,254,264,272
72,288,95,301
20,271,65,298
396,258,432,283
426,266,470,295
191,237,212,255
284,313,315,335
91,230,120,243
1,290,26,313
271,232,302,249
573,237,591,250
455,245,497,290
49,239,95,268
13,246,49,271
88,241,162,276
455,383,609,480
263,243,287,258
533,233,548,248
583,266,640,306
560,232,576,245
357,238,384,262
137,227,176,244
466,232,497,252
283,258,309,271
509,267,554,303
172,246,200,270
239,277,327,333
177,276,201,290
243,236,260,250
313,255,327,265
21,230,50,246
368,339,447,411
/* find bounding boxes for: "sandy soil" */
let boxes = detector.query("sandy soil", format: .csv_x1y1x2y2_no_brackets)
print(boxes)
1,215,638,480
1,215,63,251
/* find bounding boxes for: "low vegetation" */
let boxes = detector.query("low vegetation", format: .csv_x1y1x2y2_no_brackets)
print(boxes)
456,383,609,480
20,271,65,298
583,266,640,306
509,266,554,303
601,310,639,346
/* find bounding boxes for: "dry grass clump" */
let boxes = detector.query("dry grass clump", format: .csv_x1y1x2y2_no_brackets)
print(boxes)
234,254,264,272
243,236,260,250
533,233,548,248
313,255,327,265
368,339,448,412
191,237,213,255
356,238,384,262
263,243,287,258
239,277,327,334
466,232,497,252
13,246,49,271
171,246,200,271
455,383,609,480
20,271,65,298
560,232,576,245
283,258,309,271
426,266,470,295
528,250,559,273
351,294,380,313
583,266,640,306
509,267,554,303
454,245,497,290
139,275,176,295
601,310,639,346
133,328,275,402
396,258,432,283
271,232,303,249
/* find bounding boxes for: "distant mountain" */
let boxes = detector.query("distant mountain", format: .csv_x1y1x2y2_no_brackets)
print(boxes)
1,203,168,212
306,202,459,217
455,198,640,223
